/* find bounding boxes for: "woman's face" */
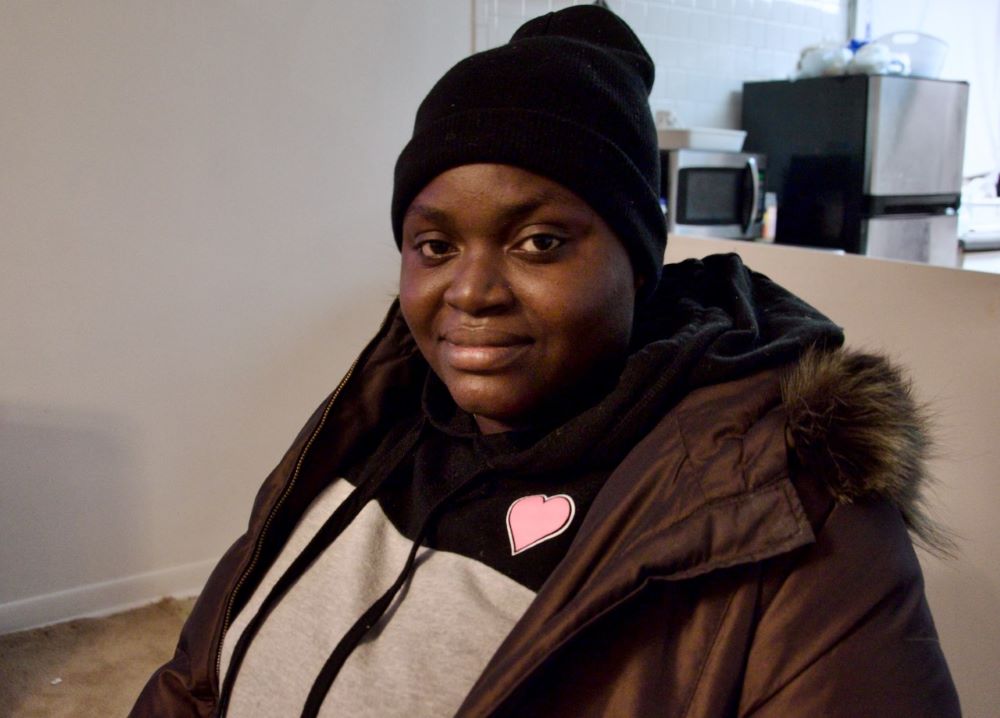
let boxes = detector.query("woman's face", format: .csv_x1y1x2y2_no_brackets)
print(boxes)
399,164,639,434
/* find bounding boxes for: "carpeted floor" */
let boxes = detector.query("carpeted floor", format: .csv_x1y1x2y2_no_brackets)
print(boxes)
0,597,196,717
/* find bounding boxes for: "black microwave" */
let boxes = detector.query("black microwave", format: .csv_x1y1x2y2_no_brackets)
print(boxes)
660,149,767,239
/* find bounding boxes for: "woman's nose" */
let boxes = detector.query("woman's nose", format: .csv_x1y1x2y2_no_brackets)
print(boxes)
443,249,514,315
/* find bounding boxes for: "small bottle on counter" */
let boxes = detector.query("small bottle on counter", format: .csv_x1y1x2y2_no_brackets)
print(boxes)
761,192,778,242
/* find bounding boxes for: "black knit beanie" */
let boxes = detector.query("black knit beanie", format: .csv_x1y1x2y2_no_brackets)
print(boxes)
391,5,665,296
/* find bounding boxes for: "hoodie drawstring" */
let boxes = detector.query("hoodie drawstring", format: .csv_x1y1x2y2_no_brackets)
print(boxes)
300,471,489,718
217,419,425,717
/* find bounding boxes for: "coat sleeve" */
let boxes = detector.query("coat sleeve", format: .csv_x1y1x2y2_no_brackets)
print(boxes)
738,498,961,717
128,530,256,717
128,641,215,717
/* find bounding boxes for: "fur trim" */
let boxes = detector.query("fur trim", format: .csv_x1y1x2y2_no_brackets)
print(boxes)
781,347,954,557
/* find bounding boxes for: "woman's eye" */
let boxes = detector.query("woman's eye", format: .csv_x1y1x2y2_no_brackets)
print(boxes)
516,234,564,254
417,239,455,258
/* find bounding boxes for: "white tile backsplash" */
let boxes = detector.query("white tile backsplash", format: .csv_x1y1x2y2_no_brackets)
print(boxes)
475,0,849,130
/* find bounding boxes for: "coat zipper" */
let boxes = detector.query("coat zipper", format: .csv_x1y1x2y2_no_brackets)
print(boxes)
212,306,397,686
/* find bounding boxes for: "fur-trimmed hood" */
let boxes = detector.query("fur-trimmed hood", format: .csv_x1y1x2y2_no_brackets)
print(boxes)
782,347,950,555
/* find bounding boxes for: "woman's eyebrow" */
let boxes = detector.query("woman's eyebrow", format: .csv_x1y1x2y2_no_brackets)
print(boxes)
493,191,573,225
405,189,578,227
404,203,453,225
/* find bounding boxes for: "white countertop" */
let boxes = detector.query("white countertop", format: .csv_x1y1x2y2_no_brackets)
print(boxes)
961,250,1000,274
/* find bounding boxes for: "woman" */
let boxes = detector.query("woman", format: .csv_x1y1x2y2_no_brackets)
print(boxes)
133,6,959,717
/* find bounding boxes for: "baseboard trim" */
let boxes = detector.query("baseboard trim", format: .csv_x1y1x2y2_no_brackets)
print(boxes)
0,558,216,634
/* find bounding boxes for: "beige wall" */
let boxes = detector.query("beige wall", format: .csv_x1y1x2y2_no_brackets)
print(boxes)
667,235,1000,718
0,1,472,630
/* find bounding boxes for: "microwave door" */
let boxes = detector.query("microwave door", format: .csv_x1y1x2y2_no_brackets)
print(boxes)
667,150,764,239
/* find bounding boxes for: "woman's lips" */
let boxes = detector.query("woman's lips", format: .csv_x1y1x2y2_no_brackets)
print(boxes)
440,328,533,372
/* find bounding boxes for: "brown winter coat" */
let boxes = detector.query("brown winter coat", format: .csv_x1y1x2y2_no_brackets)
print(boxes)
132,308,960,717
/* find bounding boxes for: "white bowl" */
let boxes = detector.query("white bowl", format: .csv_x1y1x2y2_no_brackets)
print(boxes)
875,32,948,78
657,127,747,151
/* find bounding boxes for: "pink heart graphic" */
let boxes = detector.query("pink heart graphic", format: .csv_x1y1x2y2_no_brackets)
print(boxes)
506,494,576,555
